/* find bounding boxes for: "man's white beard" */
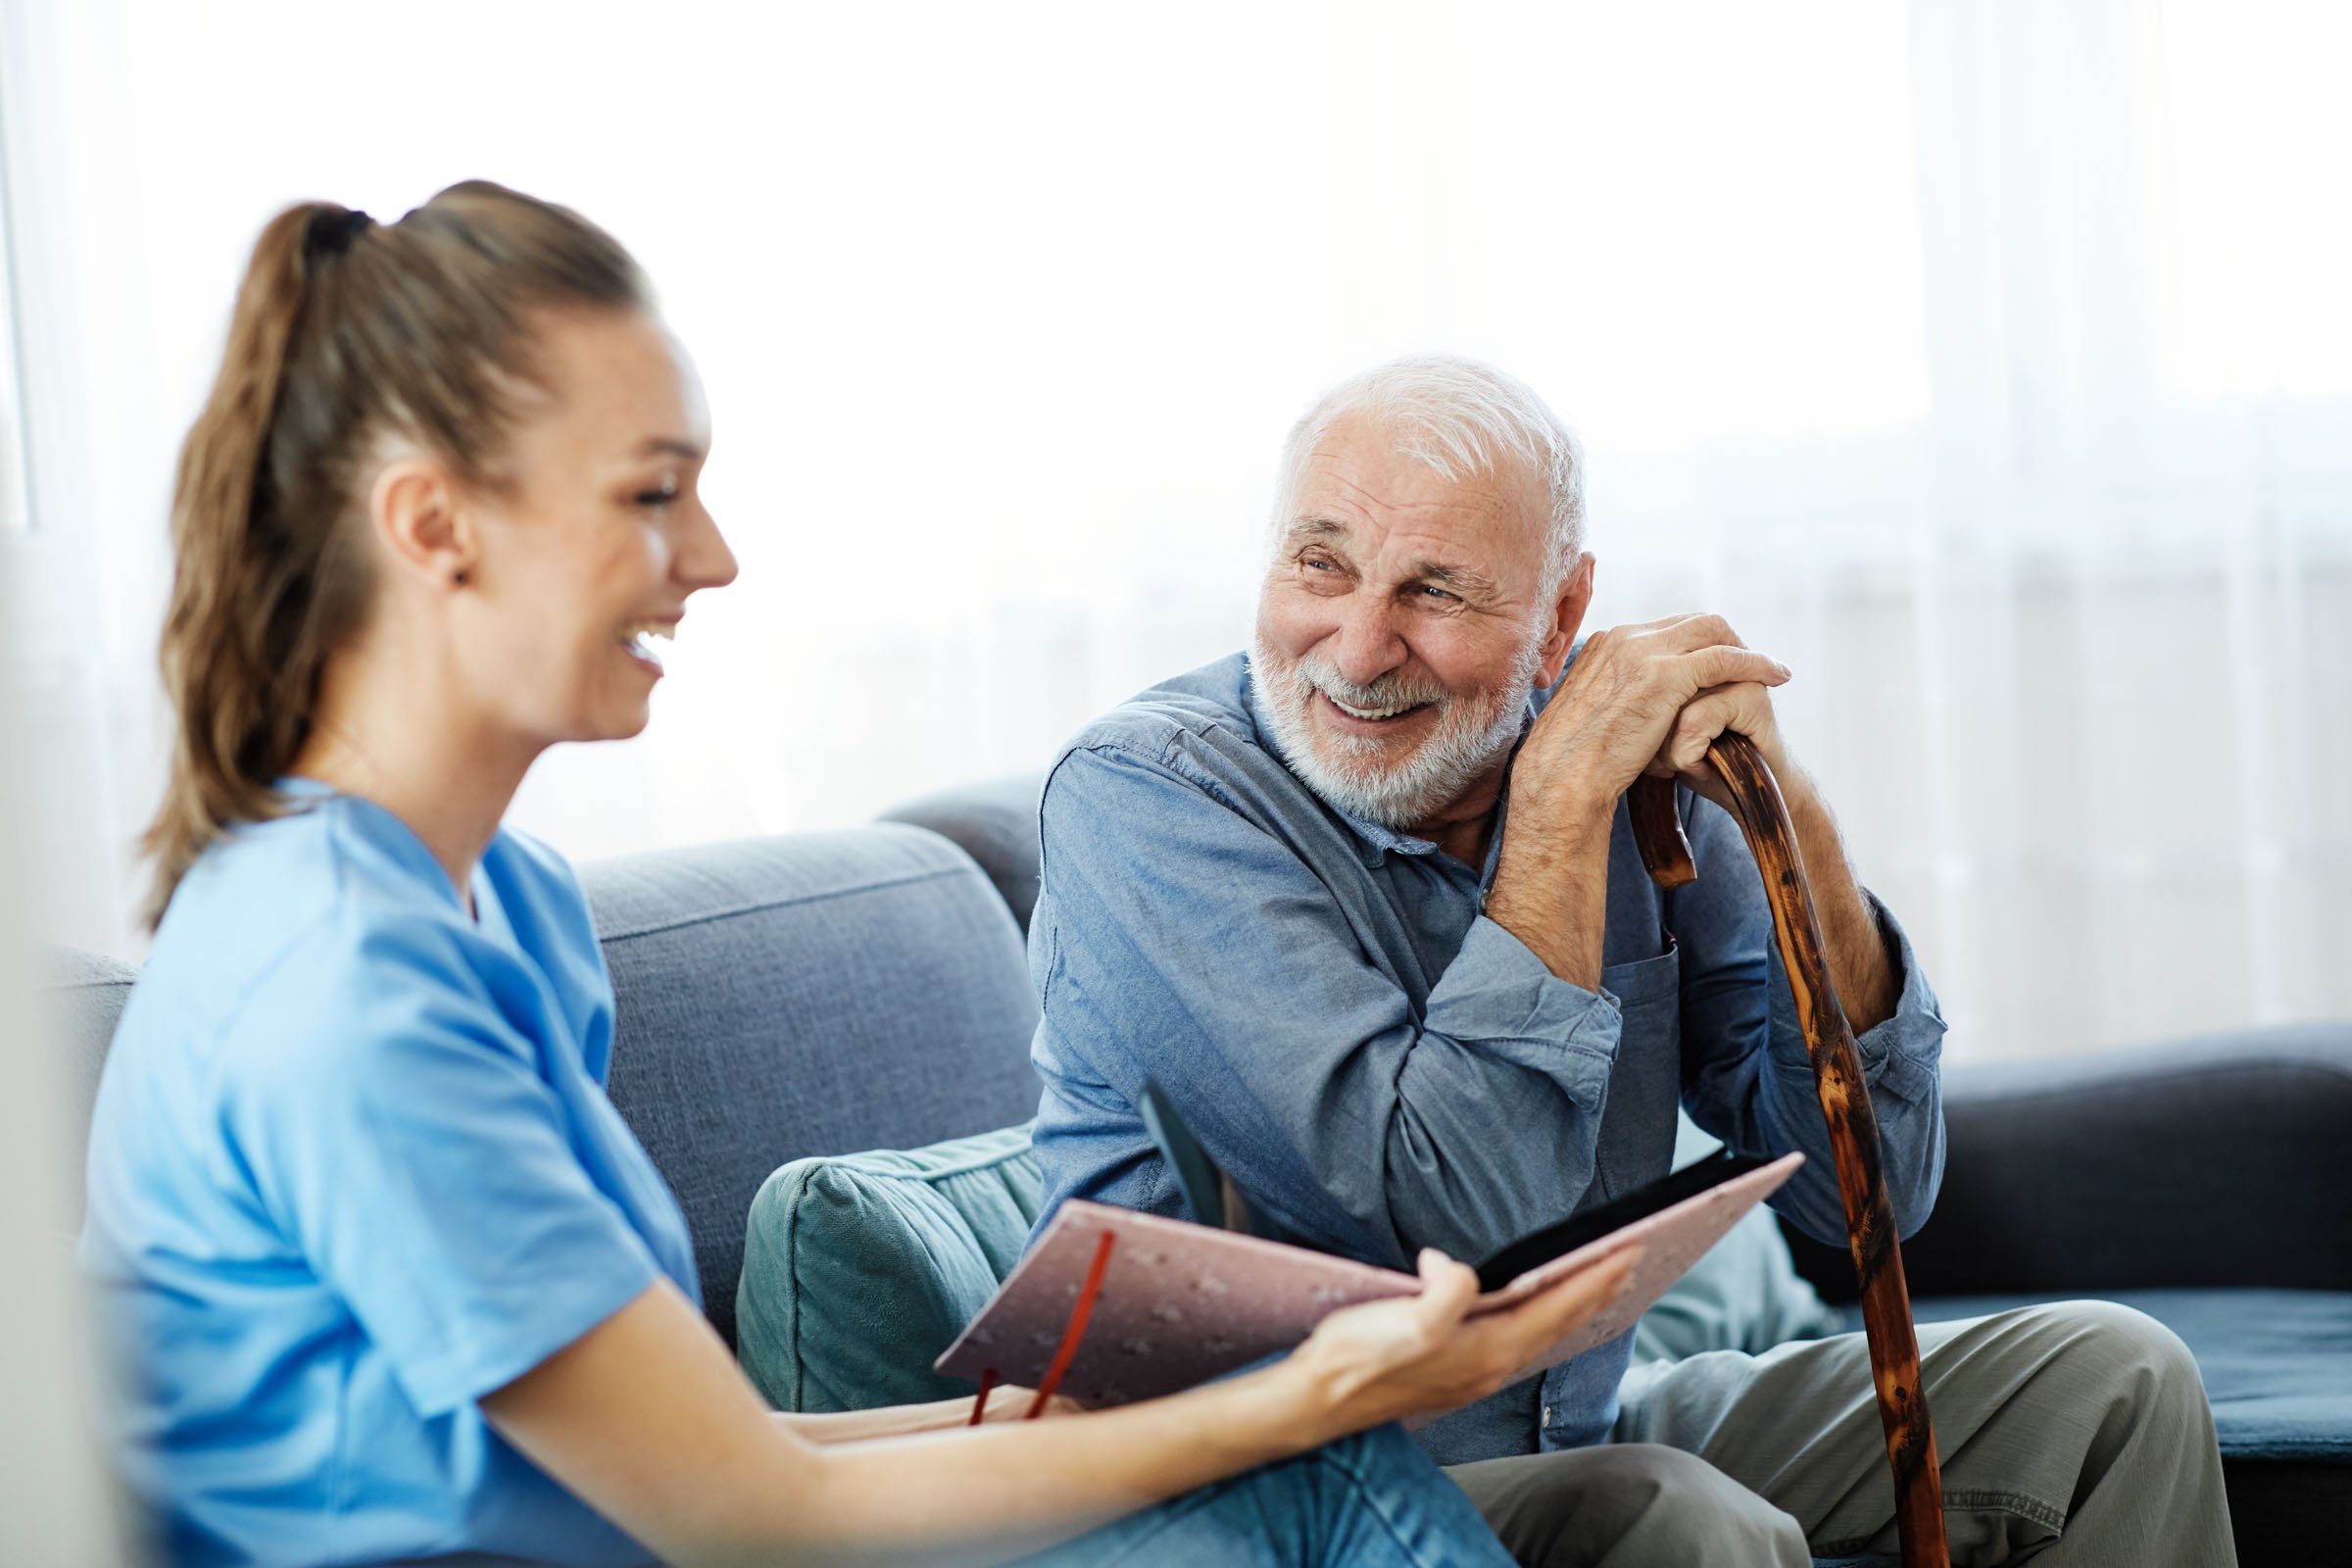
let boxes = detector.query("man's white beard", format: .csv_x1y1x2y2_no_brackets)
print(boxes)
1250,630,1543,831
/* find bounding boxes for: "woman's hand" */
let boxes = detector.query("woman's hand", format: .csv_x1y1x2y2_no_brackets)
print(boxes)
1280,1247,1639,1440
975,1385,1088,1422
481,1260,1637,1568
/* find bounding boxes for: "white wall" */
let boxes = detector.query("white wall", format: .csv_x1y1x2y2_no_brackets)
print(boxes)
0,554,130,1564
7,0,2350,1058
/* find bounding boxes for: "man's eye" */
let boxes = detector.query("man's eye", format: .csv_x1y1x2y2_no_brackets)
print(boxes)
634,482,679,510
1419,585,1458,602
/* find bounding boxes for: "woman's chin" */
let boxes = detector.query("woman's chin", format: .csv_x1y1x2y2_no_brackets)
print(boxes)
565,700,655,746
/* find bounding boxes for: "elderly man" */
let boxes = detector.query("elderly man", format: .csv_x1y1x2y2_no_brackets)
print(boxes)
1024,356,2235,1566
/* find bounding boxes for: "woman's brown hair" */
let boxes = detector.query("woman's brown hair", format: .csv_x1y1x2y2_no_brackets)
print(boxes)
141,180,649,925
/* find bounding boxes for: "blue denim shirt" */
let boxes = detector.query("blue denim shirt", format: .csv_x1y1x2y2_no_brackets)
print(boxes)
1025,651,1947,1463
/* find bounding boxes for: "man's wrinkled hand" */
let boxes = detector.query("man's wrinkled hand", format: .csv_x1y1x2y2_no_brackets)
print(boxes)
1516,612,1792,817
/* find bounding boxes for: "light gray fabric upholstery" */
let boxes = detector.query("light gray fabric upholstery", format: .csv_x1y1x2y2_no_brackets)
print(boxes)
38,943,139,1223
581,825,1041,1346
40,827,1041,1349
877,774,1044,934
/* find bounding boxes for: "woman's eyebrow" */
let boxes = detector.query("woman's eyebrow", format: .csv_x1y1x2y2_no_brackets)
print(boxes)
634,436,708,462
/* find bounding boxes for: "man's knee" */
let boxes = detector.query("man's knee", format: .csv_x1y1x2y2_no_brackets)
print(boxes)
2025,1299,2206,1419
1452,1445,1806,1568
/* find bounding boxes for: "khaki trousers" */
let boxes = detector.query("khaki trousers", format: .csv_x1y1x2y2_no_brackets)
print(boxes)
1446,1301,2236,1567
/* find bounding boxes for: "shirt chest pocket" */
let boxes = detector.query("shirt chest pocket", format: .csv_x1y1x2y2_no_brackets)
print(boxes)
1592,946,1682,1201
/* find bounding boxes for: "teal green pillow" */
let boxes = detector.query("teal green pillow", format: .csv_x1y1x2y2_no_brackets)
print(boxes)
736,1123,1042,1412
734,1113,1840,1413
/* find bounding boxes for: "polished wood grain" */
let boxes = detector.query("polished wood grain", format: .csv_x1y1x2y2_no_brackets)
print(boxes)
1629,747,1949,1568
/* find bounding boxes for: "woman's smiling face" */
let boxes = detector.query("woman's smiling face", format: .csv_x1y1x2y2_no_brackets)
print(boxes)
453,308,738,748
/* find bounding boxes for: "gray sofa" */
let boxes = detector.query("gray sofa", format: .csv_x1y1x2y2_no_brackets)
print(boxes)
48,800,2352,1564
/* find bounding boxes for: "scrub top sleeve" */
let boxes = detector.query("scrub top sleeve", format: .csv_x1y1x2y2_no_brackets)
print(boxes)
222,913,662,1419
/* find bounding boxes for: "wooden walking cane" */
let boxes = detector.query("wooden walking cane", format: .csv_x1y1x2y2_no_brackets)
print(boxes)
1628,740,1951,1568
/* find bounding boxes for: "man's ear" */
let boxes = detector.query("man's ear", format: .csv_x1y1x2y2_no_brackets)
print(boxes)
367,455,480,590
1535,553,1595,687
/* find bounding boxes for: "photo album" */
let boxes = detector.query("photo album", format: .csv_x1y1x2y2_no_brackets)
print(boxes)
937,1082,1804,1407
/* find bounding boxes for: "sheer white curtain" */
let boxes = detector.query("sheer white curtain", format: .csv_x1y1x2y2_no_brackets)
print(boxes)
6,0,2346,1057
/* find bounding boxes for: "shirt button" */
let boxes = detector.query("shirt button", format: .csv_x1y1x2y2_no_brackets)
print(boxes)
1542,1404,1553,1426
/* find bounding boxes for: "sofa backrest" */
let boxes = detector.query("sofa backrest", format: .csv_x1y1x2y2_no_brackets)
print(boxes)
877,774,1045,935
582,826,1041,1345
1782,1019,2352,1299
46,823,1043,1349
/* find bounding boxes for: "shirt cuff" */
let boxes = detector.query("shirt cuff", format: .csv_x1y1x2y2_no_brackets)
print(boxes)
1770,889,1944,1102
1423,914,1623,1072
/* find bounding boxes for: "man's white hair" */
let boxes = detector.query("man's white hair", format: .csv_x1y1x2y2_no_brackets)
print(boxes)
1272,354,1588,585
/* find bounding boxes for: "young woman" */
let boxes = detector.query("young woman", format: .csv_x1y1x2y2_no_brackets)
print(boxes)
79,182,1632,1568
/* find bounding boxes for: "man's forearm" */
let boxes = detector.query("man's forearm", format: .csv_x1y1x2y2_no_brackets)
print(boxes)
1776,765,1899,1034
1483,774,1616,990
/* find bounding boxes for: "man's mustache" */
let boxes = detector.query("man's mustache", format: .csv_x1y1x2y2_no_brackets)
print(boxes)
1290,662,1452,714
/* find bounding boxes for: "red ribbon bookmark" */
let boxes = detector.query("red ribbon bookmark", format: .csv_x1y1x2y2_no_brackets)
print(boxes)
964,1367,1000,1427
967,1229,1118,1427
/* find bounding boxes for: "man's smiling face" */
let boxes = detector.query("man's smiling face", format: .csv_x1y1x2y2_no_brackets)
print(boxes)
1250,412,1579,832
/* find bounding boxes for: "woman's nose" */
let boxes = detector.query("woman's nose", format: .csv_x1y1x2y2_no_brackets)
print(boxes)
677,502,739,591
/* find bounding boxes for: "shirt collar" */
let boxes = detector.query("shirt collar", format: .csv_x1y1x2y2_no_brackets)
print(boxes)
1243,654,1540,877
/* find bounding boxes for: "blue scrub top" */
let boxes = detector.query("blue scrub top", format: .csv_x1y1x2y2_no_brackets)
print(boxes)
80,785,699,1567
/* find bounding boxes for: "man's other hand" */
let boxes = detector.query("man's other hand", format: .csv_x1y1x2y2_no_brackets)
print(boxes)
1514,612,1792,824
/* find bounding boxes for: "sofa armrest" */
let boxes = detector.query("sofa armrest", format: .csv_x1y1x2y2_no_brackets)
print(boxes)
1785,1022,2352,1301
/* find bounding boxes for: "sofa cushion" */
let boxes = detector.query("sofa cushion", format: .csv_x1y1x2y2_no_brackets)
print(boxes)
1840,1288,2352,1460
1847,1288,2352,1567
737,1123,1042,1412
583,826,1041,1348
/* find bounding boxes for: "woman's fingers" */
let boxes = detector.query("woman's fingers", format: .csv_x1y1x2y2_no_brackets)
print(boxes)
1303,1246,1644,1431
1446,1249,1642,1404
1411,1248,1480,1337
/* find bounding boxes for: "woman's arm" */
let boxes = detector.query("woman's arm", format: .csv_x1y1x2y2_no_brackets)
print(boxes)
777,1384,1074,1445
484,1250,1633,1568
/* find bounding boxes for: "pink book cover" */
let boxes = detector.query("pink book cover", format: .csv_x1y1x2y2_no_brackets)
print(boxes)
934,1152,1805,1406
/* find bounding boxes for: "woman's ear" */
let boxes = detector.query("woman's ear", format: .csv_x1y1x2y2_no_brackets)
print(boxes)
368,455,480,591
1536,553,1596,686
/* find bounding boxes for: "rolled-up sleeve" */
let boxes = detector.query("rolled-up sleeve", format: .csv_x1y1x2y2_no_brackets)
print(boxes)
1673,793,1948,1244
1030,740,1624,1271
222,912,661,1417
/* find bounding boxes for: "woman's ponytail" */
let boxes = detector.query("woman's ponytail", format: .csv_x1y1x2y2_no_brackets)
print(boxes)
140,185,647,925
143,203,360,924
